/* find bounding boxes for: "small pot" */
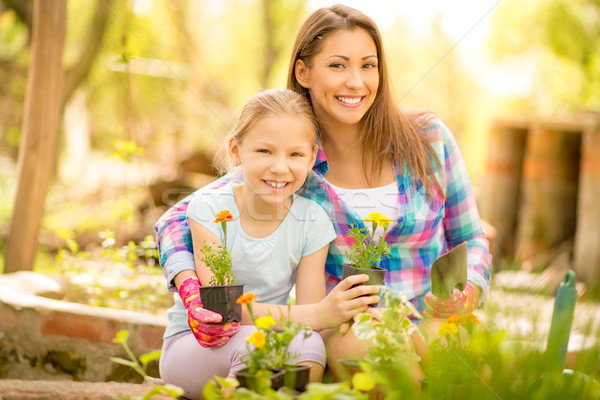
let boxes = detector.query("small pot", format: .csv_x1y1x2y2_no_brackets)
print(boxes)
198,284,244,322
341,263,385,306
235,368,285,392
282,364,312,393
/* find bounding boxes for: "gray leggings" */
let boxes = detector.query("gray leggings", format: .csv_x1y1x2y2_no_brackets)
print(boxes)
159,326,326,399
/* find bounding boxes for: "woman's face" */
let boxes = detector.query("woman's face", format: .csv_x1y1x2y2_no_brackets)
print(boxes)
296,28,379,131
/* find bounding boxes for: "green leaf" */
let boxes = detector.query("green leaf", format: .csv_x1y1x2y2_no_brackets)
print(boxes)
139,350,162,366
109,357,136,368
113,329,129,344
158,384,185,397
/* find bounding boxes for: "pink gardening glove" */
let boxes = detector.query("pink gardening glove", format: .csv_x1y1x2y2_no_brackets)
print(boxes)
424,281,479,318
179,276,240,347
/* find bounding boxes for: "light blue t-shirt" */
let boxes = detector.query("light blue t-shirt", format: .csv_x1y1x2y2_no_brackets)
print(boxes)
164,181,336,338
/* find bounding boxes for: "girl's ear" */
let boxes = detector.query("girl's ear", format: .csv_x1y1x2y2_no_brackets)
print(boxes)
295,59,310,89
228,137,241,166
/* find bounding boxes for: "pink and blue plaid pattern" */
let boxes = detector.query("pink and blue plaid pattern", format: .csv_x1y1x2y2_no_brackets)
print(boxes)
154,117,491,311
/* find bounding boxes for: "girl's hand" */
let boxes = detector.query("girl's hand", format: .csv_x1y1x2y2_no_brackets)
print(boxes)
315,274,380,330
424,281,479,318
179,276,240,347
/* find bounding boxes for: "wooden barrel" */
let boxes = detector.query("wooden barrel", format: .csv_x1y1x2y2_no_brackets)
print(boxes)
574,127,600,287
479,118,528,263
515,123,581,261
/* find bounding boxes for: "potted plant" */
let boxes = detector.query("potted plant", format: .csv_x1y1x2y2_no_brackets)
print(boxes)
340,212,392,303
198,210,244,322
234,292,313,394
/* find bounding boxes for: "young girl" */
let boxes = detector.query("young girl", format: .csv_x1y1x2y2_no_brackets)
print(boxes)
159,89,379,399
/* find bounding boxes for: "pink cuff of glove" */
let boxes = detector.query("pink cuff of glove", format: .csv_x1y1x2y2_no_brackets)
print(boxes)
179,276,201,309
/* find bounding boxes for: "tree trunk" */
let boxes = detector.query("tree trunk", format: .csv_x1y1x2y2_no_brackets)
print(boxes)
4,0,66,273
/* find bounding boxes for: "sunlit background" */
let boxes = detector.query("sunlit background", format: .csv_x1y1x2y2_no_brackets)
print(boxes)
0,0,598,279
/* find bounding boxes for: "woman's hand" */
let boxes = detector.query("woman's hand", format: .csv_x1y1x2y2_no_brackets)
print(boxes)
314,274,380,330
424,281,479,318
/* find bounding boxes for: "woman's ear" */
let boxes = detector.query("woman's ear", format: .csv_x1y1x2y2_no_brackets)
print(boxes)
308,144,318,170
228,137,241,166
295,59,310,88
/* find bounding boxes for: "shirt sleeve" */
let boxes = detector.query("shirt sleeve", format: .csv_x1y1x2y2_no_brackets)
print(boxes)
153,173,234,292
439,121,492,301
302,200,337,257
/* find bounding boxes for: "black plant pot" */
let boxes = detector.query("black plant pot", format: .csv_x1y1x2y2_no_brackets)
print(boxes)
235,368,285,392
198,284,244,323
341,263,385,306
282,364,312,393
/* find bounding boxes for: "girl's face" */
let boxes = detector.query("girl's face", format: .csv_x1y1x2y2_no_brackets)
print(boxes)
229,115,317,210
295,28,379,131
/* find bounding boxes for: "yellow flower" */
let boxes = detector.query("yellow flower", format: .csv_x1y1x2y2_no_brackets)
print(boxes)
438,321,459,337
364,212,392,230
246,330,266,349
214,210,234,223
255,316,276,330
458,313,480,326
237,292,259,305
447,315,460,325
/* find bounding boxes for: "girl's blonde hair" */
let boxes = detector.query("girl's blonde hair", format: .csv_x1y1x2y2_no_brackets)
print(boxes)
214,89,318,174
286,4,443,198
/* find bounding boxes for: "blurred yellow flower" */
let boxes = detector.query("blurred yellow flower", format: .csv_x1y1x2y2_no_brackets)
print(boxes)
246,330,266,349
255,316,276,330
438,321,459,337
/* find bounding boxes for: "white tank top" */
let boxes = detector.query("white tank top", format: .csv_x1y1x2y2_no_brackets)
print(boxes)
325,179,400,240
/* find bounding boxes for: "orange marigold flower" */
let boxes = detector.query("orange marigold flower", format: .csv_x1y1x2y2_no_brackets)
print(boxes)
446,315,460,325
214,210,234,223
236,292,259,305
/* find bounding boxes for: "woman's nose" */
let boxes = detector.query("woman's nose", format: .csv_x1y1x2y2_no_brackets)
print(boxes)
345,68,364,89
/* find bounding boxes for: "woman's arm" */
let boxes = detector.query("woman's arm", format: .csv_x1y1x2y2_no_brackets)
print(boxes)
438,120,491,302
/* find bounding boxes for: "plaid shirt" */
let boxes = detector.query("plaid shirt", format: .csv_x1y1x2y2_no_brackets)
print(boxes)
154,117,491,311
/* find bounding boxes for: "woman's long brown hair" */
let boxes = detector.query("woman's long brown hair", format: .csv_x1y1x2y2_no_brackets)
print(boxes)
287,4,443,198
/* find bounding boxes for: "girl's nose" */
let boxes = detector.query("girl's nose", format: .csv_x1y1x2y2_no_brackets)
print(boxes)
270,156,289,174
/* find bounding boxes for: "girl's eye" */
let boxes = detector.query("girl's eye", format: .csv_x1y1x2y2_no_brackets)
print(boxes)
257,149,270,154
291,152,304,157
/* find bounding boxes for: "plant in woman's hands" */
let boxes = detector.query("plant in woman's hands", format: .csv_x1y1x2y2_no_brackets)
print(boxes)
344,212,392,269
200,210,235,286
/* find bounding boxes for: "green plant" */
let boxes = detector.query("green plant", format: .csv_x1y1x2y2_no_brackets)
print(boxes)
343,212,391,269
110,330,183,400
200,210,235,286
237,292,311,373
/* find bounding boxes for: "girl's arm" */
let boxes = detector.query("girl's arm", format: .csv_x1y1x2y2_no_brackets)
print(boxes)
244,272,380,332
294,245,328,305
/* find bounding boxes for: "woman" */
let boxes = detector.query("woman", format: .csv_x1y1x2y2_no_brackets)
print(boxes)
155,3,490,384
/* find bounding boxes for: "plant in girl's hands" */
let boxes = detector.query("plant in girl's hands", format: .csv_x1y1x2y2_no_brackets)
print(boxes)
200,210,235,286
437,313,481,348
344,212,392,269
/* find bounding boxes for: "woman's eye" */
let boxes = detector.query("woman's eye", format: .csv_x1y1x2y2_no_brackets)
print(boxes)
363,62,377,69
329,62,345,69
